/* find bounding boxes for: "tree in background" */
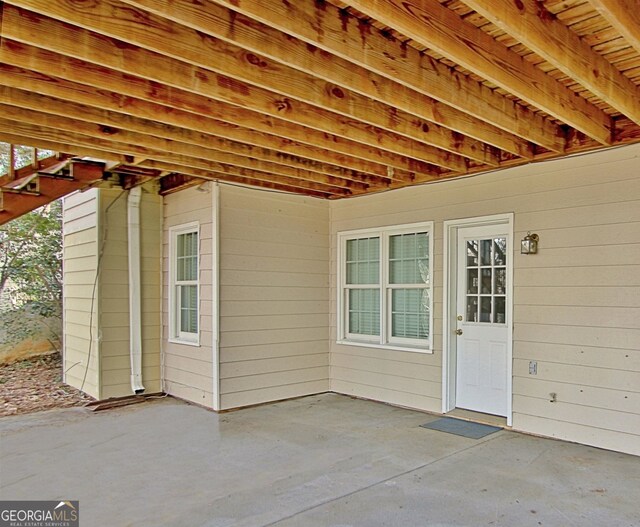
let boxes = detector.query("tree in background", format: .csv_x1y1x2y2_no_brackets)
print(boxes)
0,201,63,350
1,142,63,351
0,142,56,175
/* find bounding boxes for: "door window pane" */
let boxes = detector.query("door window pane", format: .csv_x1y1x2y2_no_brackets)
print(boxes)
480,239,492,266
481,268,492,294
494,296,506,324
465,237,507,324
466,296,478,322
467,240,478,266
467,269,478,294
480,296,492,323
493,238,507,265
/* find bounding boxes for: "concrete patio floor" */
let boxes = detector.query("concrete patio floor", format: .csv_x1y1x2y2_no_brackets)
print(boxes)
1,393,639,527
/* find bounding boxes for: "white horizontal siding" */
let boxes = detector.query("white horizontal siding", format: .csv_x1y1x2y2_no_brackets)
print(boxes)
97,188,162,396
62,189,98,235
162,185,215,407
329,143,640,456
62,186,162,400
62,190,100,398
218,185,330,410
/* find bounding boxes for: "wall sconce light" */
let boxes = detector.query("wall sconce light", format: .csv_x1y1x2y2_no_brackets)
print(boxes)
521,232,539,255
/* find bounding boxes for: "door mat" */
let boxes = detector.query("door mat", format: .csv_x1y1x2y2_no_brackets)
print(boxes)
420,417,502,439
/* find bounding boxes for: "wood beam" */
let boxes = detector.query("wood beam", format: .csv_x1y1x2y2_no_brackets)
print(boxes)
122,0,528,160
0,168,103,225
0,64,395,183
0,98,370,192
0,40,435,181
0,118,354,197
92,0,499,165
159,173,202,196
0,85,381,187
346,0,613,143
0,131,129,165
0,155,72,188
210,0,564,152
8,144,15,181
0,4,466,173
462,0,640,126
139,160,336,199
588,0,640,57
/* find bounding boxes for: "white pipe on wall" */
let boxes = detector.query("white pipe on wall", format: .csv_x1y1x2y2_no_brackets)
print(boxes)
127,186,145,394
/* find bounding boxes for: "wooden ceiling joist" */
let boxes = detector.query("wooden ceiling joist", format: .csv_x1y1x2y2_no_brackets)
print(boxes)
121,0,531,160
0,131,130,166
140,161,337,199
0,86,383,189
463,0,640,126
0,102,370,193
347,0,613,144
1,4,465,173
40,0,501,166
0,65,396,184
209,0,566,152
0,38,438,181
588,0,640,57
0,0,638,203
0,117,357,197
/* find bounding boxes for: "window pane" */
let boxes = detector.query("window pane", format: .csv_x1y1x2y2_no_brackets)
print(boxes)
495,268,506,294
466,296,478,322
493,238,507,265
180,285,198,333
480,239,492,266
494,296,506,324
346,237,379,285
177,231,198,281
348,288,380,336
480,296,491,323
481,269,492,294
467,240,478,266
391,288,429,339
389,232,429,285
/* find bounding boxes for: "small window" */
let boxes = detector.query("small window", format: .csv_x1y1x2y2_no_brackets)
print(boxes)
170,223,199,345
338,223,433,352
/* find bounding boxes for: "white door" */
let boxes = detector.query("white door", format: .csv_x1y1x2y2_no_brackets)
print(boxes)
455,225,509,416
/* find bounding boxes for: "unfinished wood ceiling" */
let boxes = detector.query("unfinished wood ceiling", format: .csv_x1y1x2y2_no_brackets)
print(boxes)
0,0,639,199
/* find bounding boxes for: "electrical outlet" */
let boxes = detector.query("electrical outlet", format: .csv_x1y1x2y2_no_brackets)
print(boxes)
529,361,537,375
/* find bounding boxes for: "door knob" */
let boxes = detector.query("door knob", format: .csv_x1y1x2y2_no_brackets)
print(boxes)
455,329,463,335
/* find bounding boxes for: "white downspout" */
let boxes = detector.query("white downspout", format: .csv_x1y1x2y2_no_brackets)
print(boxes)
128,186,145,394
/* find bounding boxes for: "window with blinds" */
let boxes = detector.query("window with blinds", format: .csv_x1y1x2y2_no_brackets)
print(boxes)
338,222,433,352
169,223,200,345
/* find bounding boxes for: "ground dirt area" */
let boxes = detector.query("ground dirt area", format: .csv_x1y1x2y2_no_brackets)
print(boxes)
0,352,93,416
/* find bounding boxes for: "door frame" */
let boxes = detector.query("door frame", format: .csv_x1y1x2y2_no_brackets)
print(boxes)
442,213,514,426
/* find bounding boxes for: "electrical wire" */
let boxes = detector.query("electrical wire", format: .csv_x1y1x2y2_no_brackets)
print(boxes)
80,188,127,392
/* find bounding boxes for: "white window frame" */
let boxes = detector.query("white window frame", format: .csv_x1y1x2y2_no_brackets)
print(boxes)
168,222,200,346
337,221,434,353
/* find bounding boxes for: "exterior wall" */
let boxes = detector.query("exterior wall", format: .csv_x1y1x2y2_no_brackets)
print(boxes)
62,189,100,398
162,185,216,407
62,185,162,400
218,185,330,410
329,143,640,456
98,186,162,398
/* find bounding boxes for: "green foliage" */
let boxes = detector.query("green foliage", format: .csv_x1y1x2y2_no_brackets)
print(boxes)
0,142,56,176
0,201,63,347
